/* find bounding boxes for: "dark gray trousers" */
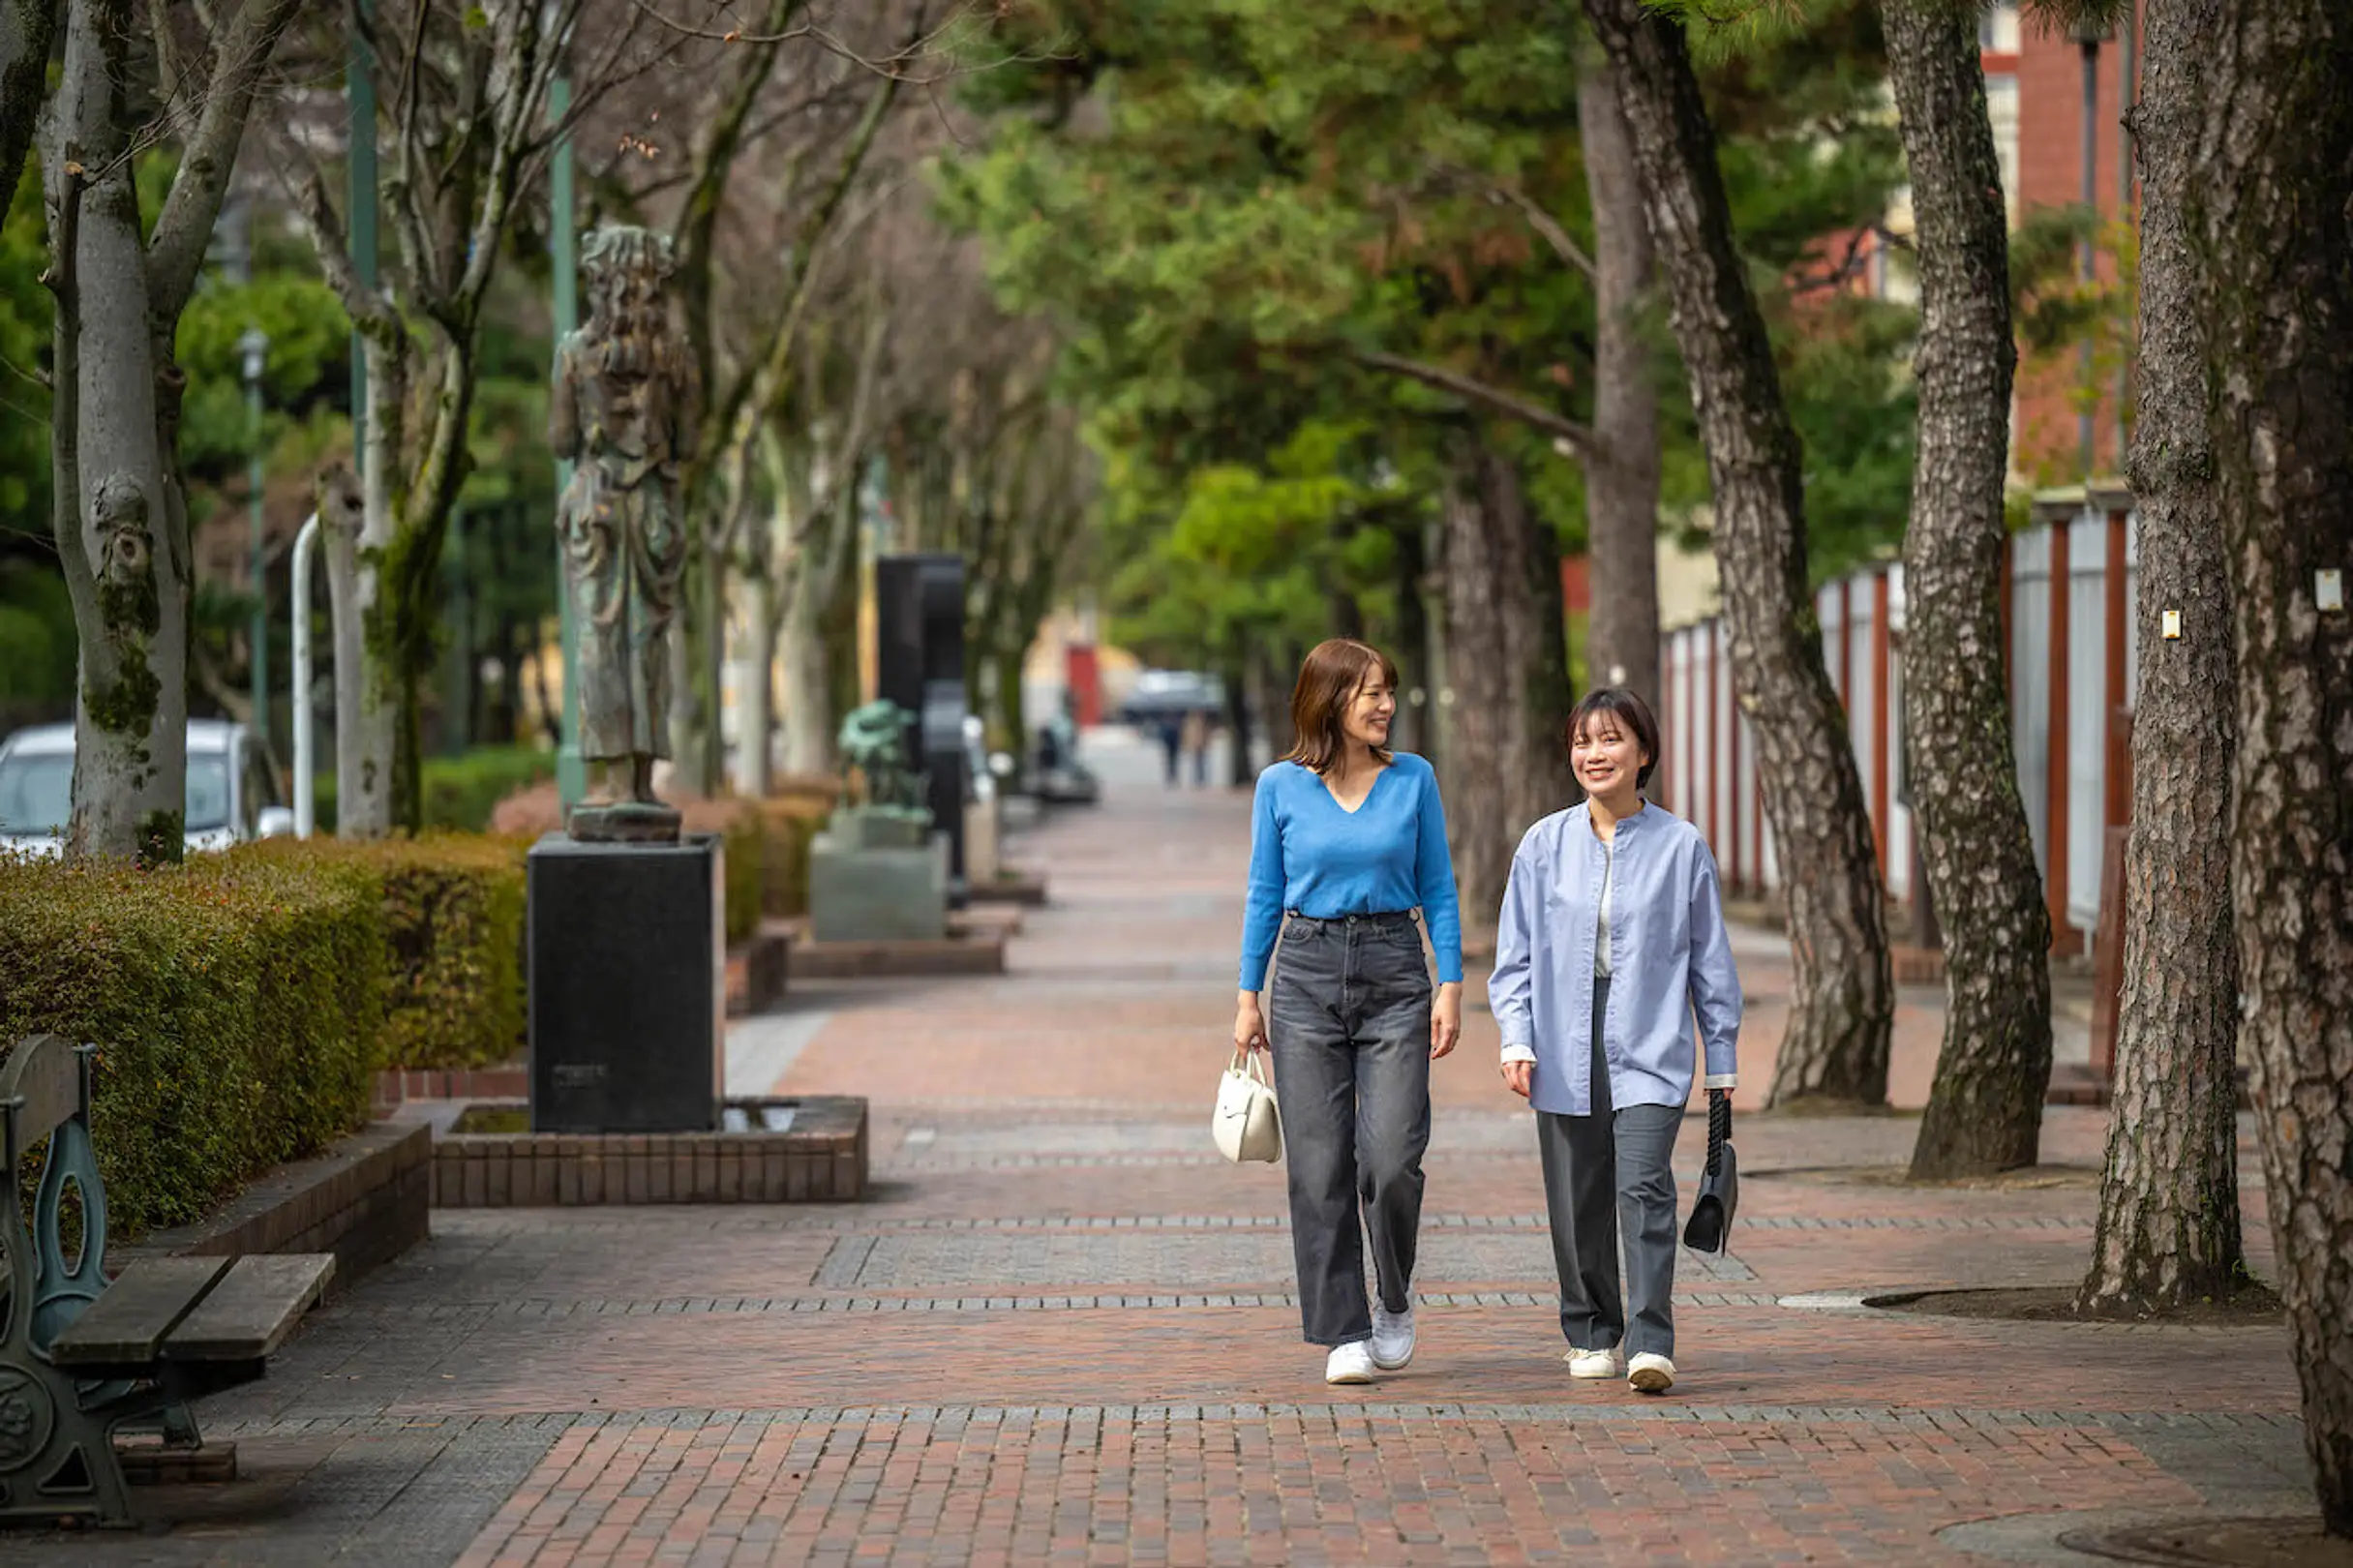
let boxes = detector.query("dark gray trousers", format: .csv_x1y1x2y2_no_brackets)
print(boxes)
1535,976,1684,1359
1265,912,1433,1346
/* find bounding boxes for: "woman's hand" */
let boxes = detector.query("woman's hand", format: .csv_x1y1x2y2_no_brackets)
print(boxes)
1430,982,1462,1060
1500,1059,1533,1100
1235,991,1269,1054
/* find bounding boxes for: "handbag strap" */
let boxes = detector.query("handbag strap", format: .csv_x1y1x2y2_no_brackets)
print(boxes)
1704,1091,1732,1177
1229,1047,1273,1086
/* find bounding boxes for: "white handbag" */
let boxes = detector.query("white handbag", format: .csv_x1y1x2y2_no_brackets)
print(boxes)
1212,1048,1283,1163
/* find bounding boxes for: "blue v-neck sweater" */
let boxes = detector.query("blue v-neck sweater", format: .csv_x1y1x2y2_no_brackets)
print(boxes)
1238,754,1463,990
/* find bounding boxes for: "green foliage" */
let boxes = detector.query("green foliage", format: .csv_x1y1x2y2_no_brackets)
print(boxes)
681,799,767,947
0,154,47,542
0,852,382,1237
173,272,353,479
755,801,825,920
313,745,558,834
952,0,1921,649
224,834,528,1073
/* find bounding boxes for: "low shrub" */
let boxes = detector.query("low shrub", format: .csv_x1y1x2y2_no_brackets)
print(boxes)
679,799,765,946
225,834,528,1072
756,797,827,918
313,745,559,834
0,853,381,1237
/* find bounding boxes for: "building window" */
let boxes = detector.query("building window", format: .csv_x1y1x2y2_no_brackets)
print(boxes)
1980,4,2022,53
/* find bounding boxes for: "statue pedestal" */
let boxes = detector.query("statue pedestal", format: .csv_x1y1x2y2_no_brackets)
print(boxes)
528,831,725,1133
809,822,949,943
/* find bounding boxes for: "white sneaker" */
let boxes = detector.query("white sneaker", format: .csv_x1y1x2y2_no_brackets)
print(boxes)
1370,1303,1416,1370
1566,1346,1622,1379
1627,1352,1675,1394
1325,1342,1378,1384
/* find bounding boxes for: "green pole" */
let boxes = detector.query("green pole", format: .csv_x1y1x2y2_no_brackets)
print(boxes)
247,369,267,743
550,73,585,810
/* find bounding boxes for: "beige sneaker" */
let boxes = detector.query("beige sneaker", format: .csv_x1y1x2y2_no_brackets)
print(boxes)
1627,1352,1675,1394
1566,1346,1622,1379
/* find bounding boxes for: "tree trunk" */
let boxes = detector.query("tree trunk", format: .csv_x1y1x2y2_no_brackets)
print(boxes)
779,538,837,780
1577,45,1663,708
1390,515,1432,759
45,0,188,866
334,334,401,838
1580,0,1893,1107
2187,0,2353,1533
1222,657,1252,784
1440,435,1575,925
738,571,777,797
2078,0,2244,1310
1882,1,2055,1179
0,0,56,224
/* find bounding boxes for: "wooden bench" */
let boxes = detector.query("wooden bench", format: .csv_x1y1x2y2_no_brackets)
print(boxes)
0,1035,335,1525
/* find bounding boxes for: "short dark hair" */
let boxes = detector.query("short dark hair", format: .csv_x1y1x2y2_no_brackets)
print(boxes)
1286,639,1400,775
1566,686,1661,791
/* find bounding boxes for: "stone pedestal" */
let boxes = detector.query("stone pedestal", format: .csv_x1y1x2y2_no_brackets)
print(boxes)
809,824,948,943
528,832,725,1133
963,798,1001,884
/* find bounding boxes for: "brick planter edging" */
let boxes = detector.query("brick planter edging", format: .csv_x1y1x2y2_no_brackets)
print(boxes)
375,1061,529,1115
118,1121,432,1298
432,1095,867,1207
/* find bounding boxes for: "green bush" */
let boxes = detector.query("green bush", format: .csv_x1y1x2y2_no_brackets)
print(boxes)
757,800,825,918
0,853,381,1237
681,799,764,946
312,745,558,834
225,834,527,1072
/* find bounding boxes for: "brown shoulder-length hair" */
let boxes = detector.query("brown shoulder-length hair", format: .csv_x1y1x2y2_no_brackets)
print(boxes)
1566,686,1662,792
1286,639,1400,775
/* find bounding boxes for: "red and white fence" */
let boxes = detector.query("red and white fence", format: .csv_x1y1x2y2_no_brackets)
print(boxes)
1655,490,2139,955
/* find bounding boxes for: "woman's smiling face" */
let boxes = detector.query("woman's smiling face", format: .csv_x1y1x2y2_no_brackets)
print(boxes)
1342,669,1396,751
1570,709,1647,800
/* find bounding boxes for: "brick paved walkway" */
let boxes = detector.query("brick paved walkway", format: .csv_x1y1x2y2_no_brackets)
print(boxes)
2,732,2314,1566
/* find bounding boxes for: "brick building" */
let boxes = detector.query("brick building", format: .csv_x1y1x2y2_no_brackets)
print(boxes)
1979,1,2141,483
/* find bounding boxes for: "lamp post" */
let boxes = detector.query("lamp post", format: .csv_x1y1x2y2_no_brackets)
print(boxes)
240,325,271,748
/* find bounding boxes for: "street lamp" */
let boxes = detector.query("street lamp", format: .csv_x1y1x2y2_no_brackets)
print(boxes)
240,325,271,750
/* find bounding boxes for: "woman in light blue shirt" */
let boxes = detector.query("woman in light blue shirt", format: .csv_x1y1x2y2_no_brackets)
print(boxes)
1490,686,1741,1395
1235,638,1463,1386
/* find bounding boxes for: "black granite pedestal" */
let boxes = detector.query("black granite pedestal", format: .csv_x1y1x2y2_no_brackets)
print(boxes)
528,831,725,1133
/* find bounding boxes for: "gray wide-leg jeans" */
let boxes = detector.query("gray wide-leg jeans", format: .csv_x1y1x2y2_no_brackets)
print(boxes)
1535,976,1684,1359
1266,912,1433,1346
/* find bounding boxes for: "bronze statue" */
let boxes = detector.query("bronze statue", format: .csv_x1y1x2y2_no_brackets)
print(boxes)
550,226,700,840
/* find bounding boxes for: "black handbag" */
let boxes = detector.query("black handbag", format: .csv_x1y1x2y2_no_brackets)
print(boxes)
1682,1092,1738,1254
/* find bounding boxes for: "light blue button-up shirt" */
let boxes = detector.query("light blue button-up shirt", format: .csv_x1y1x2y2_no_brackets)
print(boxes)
1490,800,1742,1117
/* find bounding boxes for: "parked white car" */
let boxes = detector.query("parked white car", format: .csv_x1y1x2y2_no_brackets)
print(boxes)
0,719,292,859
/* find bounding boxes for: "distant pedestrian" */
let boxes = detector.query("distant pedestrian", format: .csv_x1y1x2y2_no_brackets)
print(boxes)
1234,638,1463,1385
1489,687,1741,1396
1158,713,1184,786
1182,708,1211,786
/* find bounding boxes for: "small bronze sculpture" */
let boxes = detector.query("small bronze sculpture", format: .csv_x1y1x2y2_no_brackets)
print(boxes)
836,701,928,820
550,225,700,841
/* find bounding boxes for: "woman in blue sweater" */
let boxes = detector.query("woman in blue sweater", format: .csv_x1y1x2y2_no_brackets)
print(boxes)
1234,638,1463,1385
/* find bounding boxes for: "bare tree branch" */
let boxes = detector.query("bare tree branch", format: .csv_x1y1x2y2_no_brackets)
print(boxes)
147,0,311,317
1430,160,1598,282
1346,347,1601,459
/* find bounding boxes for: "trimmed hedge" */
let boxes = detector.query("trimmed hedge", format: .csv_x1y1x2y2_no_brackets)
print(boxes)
755,798,827,918
225,834,528,1072
0,853,382,1237
679,799,766,946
